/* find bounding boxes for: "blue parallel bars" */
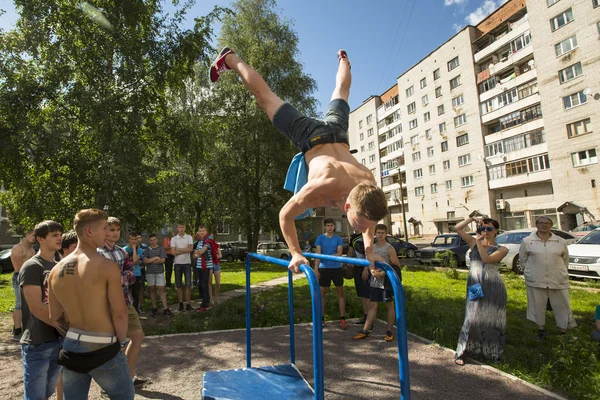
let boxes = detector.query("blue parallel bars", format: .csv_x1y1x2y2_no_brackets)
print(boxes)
245,252,411,400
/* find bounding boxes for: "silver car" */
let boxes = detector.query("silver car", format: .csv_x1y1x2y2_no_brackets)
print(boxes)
256,242,292,260
566,228,600,280
465,228,577,274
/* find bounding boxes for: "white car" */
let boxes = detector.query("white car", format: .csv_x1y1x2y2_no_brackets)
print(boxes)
256,242,292,260
567,228,600,280
465,228,578,274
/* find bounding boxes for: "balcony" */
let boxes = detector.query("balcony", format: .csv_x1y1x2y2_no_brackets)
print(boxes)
480,68,536,103
481,92,540,124
484,118,544,144
487,45,534,79
381,148,404,164
488,169,552,189
377,102,401,121
474,15,530,63
486,145,548,167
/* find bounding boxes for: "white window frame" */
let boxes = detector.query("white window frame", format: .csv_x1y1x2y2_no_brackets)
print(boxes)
414,169,423,179
359,120,363,129
435,86,442,98
458,154,471,167
447,56,459,71
437,104,445,116
443,160,451,171
567,118,591,138
366,114,373,125
429,164,436,175
571,148,597,167
594,0,599,8
555,35,578,57
439,122,447,133
407,102,416,114
369,154,376,163
558,62,583,84
430,183,438,194
409,119,418,130
445,180,453,190
424,112,431,122
454,113,467,128
441,141,449,152
452,94,464,108
461,176,474,187
415,186,424,196
367,128,374,137
547,0,561,6
456,133,469,147
427,146,434,157
422,94,429,106
420,78,427,89
406,86,414,97
425,129,432,140
433,68,441,80
410,135,420,145
368,141,374,150
449,75,462,90
563,91,587,110
412,151,421,162
550,8,574,32
359,133,364,141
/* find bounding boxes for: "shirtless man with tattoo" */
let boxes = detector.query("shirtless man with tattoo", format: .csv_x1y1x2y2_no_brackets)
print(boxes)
48,209,134,400
10,230,35,340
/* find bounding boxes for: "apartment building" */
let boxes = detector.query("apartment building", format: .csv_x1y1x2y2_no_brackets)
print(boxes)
526,0,600,228
348,95,382,186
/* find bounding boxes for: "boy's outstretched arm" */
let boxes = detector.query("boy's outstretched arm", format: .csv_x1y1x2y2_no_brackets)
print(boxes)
279,195,310,273
362,225,377,271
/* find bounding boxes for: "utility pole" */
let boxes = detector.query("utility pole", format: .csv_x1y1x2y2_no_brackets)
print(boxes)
396,157,410,243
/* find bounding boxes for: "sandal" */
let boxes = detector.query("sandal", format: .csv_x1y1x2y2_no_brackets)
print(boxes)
455,358,465,366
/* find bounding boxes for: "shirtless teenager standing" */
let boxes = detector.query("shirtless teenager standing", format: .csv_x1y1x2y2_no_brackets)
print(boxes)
48,209,134,400
10,230,35,341
210,48,388,273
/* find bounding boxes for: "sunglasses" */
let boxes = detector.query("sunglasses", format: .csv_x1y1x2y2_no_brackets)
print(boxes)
478,226,495,232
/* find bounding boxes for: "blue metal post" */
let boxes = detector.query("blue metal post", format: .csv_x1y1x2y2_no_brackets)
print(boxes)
288,269,295,364
245,256,252,368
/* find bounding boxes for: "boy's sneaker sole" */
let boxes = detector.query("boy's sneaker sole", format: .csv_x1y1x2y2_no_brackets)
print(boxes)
353,331,370,340
209,47,234,83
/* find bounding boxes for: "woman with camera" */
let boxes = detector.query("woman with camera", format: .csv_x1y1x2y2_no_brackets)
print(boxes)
454,217,508,365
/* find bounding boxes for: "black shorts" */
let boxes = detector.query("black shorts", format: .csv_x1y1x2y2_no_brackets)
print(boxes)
272,99,350,154
353,267,370,298
318,268,344,288
370,287,394,303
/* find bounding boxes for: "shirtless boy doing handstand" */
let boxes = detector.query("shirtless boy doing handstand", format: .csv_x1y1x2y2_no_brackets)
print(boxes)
210,48,388,272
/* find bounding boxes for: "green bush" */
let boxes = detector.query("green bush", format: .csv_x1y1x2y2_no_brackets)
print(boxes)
434,250,458,269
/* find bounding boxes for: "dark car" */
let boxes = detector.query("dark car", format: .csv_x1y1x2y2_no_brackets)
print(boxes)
416,233,476,266
219,242,247,262
0,248,14,272
379,235,419,258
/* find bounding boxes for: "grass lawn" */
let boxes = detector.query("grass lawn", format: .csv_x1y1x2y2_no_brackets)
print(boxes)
0,272,15,313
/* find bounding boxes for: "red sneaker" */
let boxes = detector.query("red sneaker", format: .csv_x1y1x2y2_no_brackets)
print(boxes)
337,49,350,69
340,319,347,330
198,307,208,313
209,47,234,83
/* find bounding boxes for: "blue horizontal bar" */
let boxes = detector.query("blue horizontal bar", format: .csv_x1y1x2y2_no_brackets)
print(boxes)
250,253,295,268
302,253,370,267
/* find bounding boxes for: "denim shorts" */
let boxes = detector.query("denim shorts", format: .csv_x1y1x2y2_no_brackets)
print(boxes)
62,337,134,400
12,272,21,310
212,264,221,272
22,340,62,400
272,99,350,153
174,264,191,288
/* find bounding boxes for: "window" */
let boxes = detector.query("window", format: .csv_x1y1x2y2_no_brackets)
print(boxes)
458,154,471,167
445,180,453,190
407,102,416,114
435,86,442,98
431,183,438,194
368,141,374,150
555,35,578,57
452,94,464,108
360,145,364,152
441,141,449,152
518,81,538,99
501,155,550,178
410,135,420,145
443,160,451,170
366,114,373,125
563,91,587,109
359,120,363,129
420,78,427,89
409,119,418,130
479,77,496,93
437,104,445,116
447,211,455,219
433,68,441,80
429,165,436,175
367,128,374,137
422,94,429,106
361,158,365,165
425,129,432,139
359,133,364,141
447,56,459,71
454,114,467,128
511,32,531,53
558,62,583,84
461,176,474,187
216,222,230,235
415,186,424,196
424,112,431,122
550,8,574,31
369,154,376,163
414,169,423,179
547,0,561,5
439,122,447,133
456,133,469,147
406,86,414,97
412,151,421,161
595,0,599,8
567,118,591,138
449,75,462,90
427,146,434,157
572,149,598,167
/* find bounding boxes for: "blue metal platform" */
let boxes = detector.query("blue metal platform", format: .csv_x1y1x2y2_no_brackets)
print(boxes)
202,363,314,399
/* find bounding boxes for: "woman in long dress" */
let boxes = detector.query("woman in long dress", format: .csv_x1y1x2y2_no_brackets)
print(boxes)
454,217,508,365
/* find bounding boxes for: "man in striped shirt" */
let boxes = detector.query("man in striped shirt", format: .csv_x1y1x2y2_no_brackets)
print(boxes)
193,226,215,312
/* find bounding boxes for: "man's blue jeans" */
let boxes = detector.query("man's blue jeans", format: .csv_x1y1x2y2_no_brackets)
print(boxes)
21,340,62,400
61,337,134,400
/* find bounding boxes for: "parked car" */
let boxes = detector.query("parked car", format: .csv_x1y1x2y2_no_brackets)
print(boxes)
256,242,292,260
566,228,600,280
465,228,578,273
570,221,600,239
416,233,476,267
377,235,418,258
219,242,247,262
0,248,14,273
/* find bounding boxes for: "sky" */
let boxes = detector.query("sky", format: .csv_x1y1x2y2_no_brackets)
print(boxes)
0,0,508,111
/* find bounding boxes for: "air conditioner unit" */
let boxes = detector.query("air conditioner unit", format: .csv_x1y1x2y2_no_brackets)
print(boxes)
495,199,506,210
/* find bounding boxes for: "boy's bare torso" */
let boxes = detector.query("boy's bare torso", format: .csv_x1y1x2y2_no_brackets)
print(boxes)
303,143,375,208
51,253,116,334
11,242,35,272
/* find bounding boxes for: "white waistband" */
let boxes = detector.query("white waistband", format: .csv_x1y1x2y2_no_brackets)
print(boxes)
65,331,117,344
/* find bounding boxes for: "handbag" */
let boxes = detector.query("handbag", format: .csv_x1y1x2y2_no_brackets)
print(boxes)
467,255,484,301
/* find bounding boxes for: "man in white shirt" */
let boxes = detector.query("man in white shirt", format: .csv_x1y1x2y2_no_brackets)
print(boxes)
170,224,194,312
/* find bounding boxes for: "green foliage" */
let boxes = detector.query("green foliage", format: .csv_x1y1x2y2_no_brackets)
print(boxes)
443,266,460,280
434,250,458,268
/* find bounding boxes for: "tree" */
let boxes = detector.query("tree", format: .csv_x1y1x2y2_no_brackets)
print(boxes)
0,0,223,232
206,0,318,250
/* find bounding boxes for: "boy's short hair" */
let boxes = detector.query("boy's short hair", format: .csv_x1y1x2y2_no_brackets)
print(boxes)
73,209,108,236
149,233,157,239
107,217,121,227
198,225,207,230
348,183,388,222
128,232,138,238
34,220,64,240
61,230,78,250
323,218,334,225
375,224,388,233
